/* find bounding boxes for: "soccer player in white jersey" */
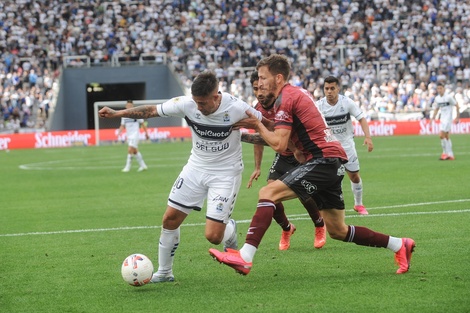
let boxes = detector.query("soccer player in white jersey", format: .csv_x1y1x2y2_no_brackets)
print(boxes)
431,83,460,160
118,100,149,172
316,76,374,215
99,71,264,282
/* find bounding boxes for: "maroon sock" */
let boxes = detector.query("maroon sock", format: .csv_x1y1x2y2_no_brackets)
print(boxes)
300,198,324,227
272,202,290,231
343,225,389,248
245,199,275,248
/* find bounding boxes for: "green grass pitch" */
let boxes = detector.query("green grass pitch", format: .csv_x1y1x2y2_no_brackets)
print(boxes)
1,135,469,312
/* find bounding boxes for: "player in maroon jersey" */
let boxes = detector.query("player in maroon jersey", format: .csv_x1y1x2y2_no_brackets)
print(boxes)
241,71,327,250
210,54,415,275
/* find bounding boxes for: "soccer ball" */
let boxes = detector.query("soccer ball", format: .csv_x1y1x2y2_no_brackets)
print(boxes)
121,253,154,286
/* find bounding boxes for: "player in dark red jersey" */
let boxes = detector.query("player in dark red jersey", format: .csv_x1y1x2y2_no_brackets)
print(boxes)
242,71,327,250
210,54,415,275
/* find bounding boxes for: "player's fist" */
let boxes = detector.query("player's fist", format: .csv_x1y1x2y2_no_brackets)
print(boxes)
99,107,116,118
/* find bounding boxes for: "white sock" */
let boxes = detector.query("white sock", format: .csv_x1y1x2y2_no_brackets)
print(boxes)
125,154,132,168
351,178,363,206
387,236,402,253
440,139,446,154
447,139,453,157
157,227,180,275
222,219,235,244
239,243,257,263
136,152,147,167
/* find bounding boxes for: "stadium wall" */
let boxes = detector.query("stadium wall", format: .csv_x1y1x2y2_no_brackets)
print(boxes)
49,64,185,131
1,119,470,150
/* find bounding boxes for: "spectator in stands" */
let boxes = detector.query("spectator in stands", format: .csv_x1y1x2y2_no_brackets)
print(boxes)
1,0,469,132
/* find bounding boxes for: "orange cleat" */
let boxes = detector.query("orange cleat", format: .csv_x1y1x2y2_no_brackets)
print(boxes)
439,153,448,160
394,238,416,274
279,223,296,250
209,248,252,275
314,225,327,249
446,156,455,160
354,205,369,215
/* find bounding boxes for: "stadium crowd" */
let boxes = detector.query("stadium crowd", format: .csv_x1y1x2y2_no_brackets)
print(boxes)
1,0,469,131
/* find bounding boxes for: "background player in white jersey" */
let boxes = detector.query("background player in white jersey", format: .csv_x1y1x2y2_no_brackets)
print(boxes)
117,100,149,172
431,83,460,160
316,76,374,215
99,71,264,283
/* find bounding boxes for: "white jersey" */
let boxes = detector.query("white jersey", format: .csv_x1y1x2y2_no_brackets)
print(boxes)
157,92,262,175
432,93,456,123
316,95,364,151
121,117,144,140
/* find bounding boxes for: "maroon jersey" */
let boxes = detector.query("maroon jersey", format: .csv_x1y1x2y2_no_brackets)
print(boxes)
273,84,347,162
255,102,294,157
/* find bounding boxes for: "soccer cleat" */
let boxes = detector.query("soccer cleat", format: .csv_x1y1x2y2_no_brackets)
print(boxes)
394,238,416,274
137,165,148,172
150,273,175,283
439,153,448,160
223,219,238,251
314,225,327,249
121,167,130,172
354,205,369,215
279,223,296,250
446,155,455,160
209,248,252,275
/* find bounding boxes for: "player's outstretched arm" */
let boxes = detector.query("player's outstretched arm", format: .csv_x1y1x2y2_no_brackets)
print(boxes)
236,111,290,153
99,105,159,119
241,132,269,146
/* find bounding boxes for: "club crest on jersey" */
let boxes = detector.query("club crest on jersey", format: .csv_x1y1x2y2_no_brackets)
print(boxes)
275,110,290,121
223,112,230,122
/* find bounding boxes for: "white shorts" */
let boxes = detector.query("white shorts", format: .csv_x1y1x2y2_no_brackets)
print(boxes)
439,119,452,133
127,138,139,148
167,164,242,223
344,147,360,173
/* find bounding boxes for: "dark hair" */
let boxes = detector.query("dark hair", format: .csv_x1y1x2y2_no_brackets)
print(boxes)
437,82,445,87
256,54,290,81
126,100,133,104
250,71,259,85
191,71,219,97
324,76,340,85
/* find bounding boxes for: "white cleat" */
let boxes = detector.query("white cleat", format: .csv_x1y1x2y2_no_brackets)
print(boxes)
150,273,175,283
137,166,148,172
121,167,130,172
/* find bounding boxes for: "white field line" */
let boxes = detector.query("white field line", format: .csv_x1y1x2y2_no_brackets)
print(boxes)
1,201,469,237
18,155,189,170
19,149,470,170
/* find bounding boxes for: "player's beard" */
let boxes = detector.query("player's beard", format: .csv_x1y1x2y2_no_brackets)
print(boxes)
258,90,276,108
